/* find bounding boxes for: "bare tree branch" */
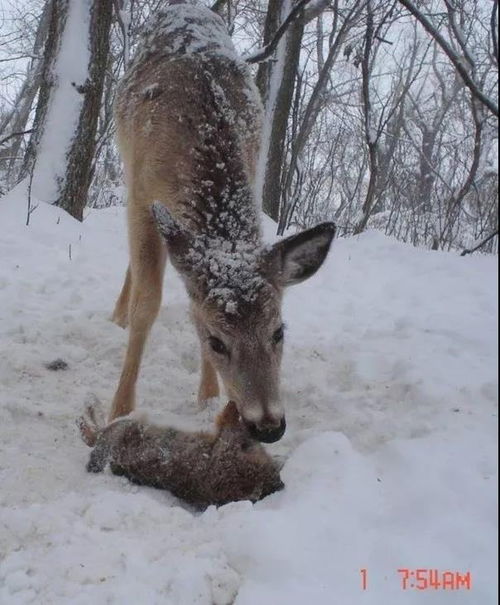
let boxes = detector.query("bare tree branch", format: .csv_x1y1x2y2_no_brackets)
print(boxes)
245,0,313,64
112,0,133,69
354,0,378,235
0,129,33,147
491,0,498,68
396,0,499,117
461,229,498,256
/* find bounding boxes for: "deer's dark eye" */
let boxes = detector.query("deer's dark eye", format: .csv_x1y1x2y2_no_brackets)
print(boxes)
272,325,285,345
209,336,229,356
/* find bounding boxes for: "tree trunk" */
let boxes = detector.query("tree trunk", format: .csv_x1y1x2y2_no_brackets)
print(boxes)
255,0,305,224
19,0,69,183
19,0,112,222
354,0,378,235
55,0,113,220
416,126,436,213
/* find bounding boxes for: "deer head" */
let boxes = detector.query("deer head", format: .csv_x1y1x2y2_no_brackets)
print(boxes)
152,202,335,442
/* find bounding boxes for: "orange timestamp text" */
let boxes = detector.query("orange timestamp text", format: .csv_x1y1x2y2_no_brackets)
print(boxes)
360,568,472,591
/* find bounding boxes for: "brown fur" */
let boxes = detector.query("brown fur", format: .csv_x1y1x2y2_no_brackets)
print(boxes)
79,401,284,509
109,3,336,443
109,4,262,422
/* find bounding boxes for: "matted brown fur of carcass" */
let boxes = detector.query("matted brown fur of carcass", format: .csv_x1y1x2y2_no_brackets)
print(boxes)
77,400,284,509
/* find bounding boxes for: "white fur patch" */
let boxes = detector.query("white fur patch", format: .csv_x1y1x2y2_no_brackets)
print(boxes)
240,405,263,424
267,401,285,421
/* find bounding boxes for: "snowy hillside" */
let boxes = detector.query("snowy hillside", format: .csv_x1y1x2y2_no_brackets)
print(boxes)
0,185,497,604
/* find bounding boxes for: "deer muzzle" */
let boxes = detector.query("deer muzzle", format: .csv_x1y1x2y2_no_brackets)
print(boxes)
243,416,286,443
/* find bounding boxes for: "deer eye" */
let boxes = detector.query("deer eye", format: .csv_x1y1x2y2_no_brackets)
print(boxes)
272,324,285,345
208,336,229,356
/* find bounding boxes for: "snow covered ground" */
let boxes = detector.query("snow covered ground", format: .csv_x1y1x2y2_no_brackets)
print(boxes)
0,184,497,604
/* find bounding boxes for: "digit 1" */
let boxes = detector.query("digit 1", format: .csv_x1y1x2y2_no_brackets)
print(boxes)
397,569,410,590
360,569,368,590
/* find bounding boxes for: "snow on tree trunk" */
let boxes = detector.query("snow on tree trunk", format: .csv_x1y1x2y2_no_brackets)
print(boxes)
19,0,70,185
27,0,89,204
255,0,305,224
55,0,113,220
22,0,112,222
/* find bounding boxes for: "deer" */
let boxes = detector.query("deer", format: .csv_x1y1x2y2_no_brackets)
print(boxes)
110,0,336,443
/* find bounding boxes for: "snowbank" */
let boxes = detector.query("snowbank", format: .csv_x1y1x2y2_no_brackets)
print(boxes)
0,189,497,604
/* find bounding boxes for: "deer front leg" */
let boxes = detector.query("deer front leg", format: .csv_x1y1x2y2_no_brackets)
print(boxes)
109,211,166,421
112,265,132,328
198,351,219,405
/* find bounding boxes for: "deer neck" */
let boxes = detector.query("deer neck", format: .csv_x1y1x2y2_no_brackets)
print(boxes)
177,94,262,252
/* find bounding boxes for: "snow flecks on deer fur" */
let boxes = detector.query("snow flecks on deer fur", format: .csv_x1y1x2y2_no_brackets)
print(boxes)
116,3,262,135
142,83,162,101
186,236,266,315
154,62,266,316
131,4,239,70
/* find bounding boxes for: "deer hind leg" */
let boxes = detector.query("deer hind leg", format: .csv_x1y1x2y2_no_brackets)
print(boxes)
112,265,132,328
109,209,167,421
198,351,219,405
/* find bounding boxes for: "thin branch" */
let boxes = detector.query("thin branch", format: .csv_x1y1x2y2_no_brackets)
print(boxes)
461,229,498,256
396,0,499,117
443,0,474,68
245,0,313,64
0,129,33,147
375,34,393,45
491,0,498,67
112,0,132,68
26,165,37,227
0,55,43,64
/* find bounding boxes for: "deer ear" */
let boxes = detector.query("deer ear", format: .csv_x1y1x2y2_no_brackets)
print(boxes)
151,202,194,269
269,222,336,287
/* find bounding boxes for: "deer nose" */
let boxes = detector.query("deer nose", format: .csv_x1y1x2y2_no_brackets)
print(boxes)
244,417,286,443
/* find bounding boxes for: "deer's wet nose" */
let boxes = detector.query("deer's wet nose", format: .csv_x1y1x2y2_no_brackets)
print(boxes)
244,417,286,443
